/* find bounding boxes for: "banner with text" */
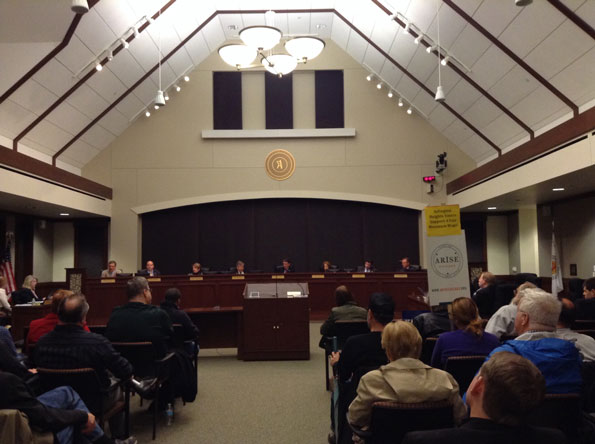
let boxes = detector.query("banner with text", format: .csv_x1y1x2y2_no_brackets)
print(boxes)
423,205,469,306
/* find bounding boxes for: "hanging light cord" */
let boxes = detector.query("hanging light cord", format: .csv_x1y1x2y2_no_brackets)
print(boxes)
158,10,162,91
437,0,441,87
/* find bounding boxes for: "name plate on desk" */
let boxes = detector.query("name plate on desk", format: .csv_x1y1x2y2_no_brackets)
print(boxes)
311,274,325,279
393,274,408,278
189,276,203,281
232,275,245,280
147,277,161,282
271,275,285,279
100,279,116,284
352,274,366,278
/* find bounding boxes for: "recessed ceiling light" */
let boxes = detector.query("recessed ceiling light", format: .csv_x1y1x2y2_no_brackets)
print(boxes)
59,213,70,216
552,187,565,191
228,25,237,30
487,207,497,210
316,24,327,29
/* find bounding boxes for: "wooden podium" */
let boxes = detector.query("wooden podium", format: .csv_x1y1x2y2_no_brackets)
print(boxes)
242,283,310,360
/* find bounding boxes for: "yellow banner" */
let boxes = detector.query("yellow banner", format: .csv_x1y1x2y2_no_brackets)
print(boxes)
425,205,461,237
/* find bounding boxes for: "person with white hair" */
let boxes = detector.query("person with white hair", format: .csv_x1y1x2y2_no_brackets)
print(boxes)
485,288,582,394
485,281,536,340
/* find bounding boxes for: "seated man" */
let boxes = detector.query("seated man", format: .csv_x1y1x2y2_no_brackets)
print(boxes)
137,260,160,277
357,260,376,273
101,261,122,278
402,351,565,444
106,277,172,358
485,282,536,340
160,287,199,354
347,320,466,430
275,258,294,273
398,257,415,272
35,293,133,439
472,272,497,319
412,304,451,340
556,298,595,362
319,285,367,341
575,277,595,320
486,288,582,394
28,289,90,345
233,260,246,275
0,370,135,444
188,262,203,276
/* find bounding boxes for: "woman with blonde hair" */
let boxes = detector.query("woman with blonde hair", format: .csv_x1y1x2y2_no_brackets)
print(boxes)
12,275,41,304
431,297,500,368
348,320,466,430
0,276,11,325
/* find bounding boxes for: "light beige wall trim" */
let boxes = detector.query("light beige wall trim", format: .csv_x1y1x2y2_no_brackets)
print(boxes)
131,190,426,215
201,128,356,138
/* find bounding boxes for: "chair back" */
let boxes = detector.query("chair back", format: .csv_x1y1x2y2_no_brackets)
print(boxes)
369,400,454,444
37,368,105,414
493,283,515,313
573,319,595,330
333,320,369,350
568,278,585,301
443,355,486,395
401,310,430,321
526,393,581,443
112,341,163,379
420,337,438,365
88,325,107,336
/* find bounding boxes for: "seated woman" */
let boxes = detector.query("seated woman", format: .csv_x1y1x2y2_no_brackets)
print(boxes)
319,285,367,341
0,276,11,326
431,297,500,368
12,275,41,304
348,321,466,430
188,262,203,276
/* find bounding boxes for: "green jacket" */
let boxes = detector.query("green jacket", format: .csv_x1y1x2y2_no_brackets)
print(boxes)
320,301,368,337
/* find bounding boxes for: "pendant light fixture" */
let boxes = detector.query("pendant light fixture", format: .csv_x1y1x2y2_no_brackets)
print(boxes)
434,2,445,103
154,10,165,108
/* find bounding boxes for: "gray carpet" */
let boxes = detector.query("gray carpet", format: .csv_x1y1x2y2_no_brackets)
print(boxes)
127,321,330,443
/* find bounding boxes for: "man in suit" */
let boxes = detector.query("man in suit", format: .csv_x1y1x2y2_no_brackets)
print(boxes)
277,258,294,273
138,260,160,277
398,257,414,272
402,351,565,444
575,277,595,320
234,260,246,275
358,260,376,273
101,260,122,278
472,271,496,318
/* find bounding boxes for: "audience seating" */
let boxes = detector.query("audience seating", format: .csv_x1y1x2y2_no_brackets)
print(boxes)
88,325,108,336
443,355,486,395
526,393,582,443
36,367,130,438
349,400,454,444
569,278,585,301
420,337,438,366
514,273,541,288
172,323,198,375
111,342,174,440
492,283,515,313
573,320,595,330
322,320,369,390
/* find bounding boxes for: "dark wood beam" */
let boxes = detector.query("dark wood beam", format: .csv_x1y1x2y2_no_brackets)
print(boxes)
446,106,595,195
0,144,112,199
443,0,578,116
548,0,595,40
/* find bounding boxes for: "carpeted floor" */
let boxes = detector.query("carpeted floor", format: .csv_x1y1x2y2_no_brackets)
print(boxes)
127,321,330,443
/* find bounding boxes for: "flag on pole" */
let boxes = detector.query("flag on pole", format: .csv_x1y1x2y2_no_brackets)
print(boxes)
551,222,563,296
1,233,17,294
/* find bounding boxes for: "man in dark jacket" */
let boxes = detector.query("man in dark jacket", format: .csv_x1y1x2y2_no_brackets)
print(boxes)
160,287,199,355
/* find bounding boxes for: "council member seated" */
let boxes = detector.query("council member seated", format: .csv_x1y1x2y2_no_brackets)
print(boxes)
275,258,294,273
138,260,160,277
11,275,41,304
347,320,466,430
398,257,417,272
233,260,246,275
357,260,376,273
101,260,122,278
188,262,203,276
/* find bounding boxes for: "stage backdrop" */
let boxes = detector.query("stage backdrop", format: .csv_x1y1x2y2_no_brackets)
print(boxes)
141,198,420,274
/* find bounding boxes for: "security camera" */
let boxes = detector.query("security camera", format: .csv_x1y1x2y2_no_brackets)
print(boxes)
435,152,447,174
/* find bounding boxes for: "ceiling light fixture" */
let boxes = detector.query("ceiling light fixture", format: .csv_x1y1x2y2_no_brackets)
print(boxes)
164,93,169,101
414,35,422,45
95,61,103,72
175,84,181,92
71,0,89,14
434,5,445,103
366,74,373,81
145,110,151,117
403,23,411,34
515,0,533,6
398,98,403,107
146,15,154,25
406,106,412,115
441,55,450,66
154,9,165,108
552,187,565,191
218,10,325,77
59,212,70,216
426,44,437,54
133,26,140,39
183,75,190,82
488,207,497,210
107,50,113,62
376,82,382,89
120,38,129,49
387,90,393,98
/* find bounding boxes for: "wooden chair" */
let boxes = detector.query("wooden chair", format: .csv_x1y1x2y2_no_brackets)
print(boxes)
349,400,454,444
111,342,174,440
172,323,198,373
37,367,130,438
322,320,369,390
420,337,438,365
443,355,486,395
526,393,582,444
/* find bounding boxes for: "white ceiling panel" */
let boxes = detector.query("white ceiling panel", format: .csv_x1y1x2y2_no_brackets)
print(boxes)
287,13,311,36
412,90,439,116
488,64,540,109
86,67,128,104
32,59,78,97
472,0,521,37
67,84,110,120
106,49,147,88
363,46,388,74
75,9,118,56
427,103,457,132
148,63,178,92
532,108,573,137
379,62,403,87
46,102,91,136
422,4,468,51
166,49,195,78
440,81,482,114
387,32,417,68
80,124,116,150
310,13,334,39
450,0,482,18
406,47,440,83
394,75,422,103
26,120,74,152
184,32,212,66
443,119,474,147
145,15,183,56
331,16,351,51
483,114,527,147
335,0,361,24
201,17,227,52
218,14,242,40
19,138,56,157
241,13,268,29
369,14,399,54
469,45,515,90
127,32,160,72
550,46,595,106
345,32,369,64
127,0,163,18
511,85,569,128
575,0,595,28
404,0,438,33
461,96,503,130
351,1,381,37
62,140,101,165
498,2,564,58
54,35,95,76
97,109,130,137
10,80,57,114
115,94,147,120
448,25,491,69
94,0,139,39
0,100,36,138
523,20,594,80
459,133,497,162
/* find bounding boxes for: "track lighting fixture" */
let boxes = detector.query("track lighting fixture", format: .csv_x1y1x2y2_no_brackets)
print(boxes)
120,38,129,49
515,0,533,5
145,110,151,117
95,61,102,72
154,105,159,110
184,75,190,82
164,93,170,101
133,26,140,39
403,23,410,34
398,98,403,107
175,84,181,92
414,35,422,45
146,16,155,24
71,0,89,14
387,90,393,98
366,74,373,81
426,45,437,54
441,56,450,66
407,107,412,115
107,50,113,62
376,82,382,89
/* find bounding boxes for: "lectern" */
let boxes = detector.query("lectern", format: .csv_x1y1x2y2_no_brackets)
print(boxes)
242,283,310,360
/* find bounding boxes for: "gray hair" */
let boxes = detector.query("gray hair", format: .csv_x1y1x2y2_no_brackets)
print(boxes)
127,276,149,299
517,288,561,329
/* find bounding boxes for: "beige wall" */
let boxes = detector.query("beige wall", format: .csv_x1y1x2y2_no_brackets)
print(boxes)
33,220,53,282
486,215,509,274
518,206,540,275
52,222,74,282
82,42,475,273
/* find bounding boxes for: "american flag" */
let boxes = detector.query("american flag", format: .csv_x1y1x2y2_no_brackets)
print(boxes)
1,234,17,294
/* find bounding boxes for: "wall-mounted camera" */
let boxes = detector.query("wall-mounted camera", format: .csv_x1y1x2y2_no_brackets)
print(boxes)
435,152,447,175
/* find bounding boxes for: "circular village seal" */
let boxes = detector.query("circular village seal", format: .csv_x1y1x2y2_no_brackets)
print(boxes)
265,149,295,181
